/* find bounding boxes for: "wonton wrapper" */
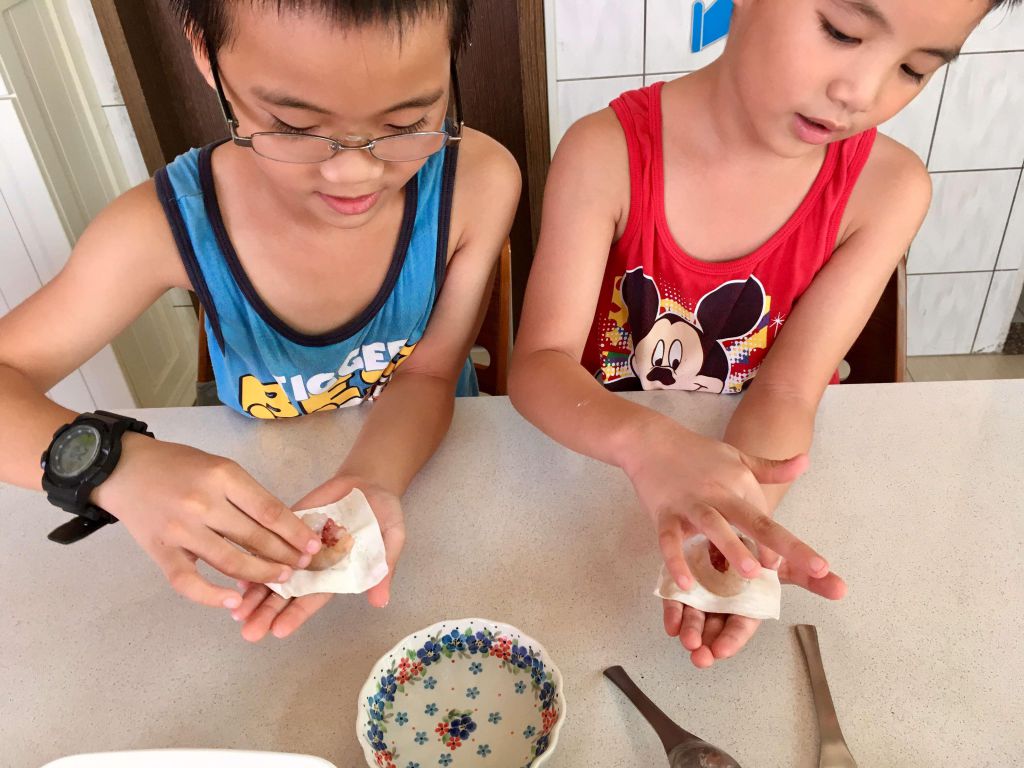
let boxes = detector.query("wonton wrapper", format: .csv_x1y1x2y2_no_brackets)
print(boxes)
267,489,388,599
654,533,781,620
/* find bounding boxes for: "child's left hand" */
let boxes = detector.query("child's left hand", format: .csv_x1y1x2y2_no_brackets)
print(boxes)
227,476,406,642
662,545,847,668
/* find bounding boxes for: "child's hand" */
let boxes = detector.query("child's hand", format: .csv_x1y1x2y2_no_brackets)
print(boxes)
623,417,831,590
228,475,405,642
93,434,321,609
662,550,847,668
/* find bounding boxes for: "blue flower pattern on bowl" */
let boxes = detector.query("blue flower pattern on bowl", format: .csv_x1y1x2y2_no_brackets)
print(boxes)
363,623,562,767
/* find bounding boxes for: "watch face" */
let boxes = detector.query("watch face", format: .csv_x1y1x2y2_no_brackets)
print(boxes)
50,424,102,479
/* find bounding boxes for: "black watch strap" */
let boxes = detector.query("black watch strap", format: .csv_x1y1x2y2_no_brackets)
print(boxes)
48,516,113,545
43,410,153,545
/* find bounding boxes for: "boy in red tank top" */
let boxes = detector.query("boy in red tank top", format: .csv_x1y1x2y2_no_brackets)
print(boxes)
511,0,1019,668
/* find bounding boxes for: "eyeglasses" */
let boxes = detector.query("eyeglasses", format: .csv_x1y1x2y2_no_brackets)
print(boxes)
207,47,464,164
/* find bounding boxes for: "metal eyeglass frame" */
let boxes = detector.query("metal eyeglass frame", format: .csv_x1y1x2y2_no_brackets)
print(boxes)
206,44,464,164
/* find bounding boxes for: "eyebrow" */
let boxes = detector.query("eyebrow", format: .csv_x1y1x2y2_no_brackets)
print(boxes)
251,88,445,116
378,90,445,115
920,46,961,64
834,0,961,63
252,88,332,115
835,0,892,31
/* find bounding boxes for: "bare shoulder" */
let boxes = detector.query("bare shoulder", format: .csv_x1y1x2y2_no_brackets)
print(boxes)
453,127,521,204
449,127,522,252
545,107,631,235
72,179,189,291
844,133,932,239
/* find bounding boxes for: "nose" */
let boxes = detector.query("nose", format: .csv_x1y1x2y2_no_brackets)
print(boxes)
826,65,886,115
318,146,385,187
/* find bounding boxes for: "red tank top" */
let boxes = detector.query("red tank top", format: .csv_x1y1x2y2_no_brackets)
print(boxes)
581,83,876,394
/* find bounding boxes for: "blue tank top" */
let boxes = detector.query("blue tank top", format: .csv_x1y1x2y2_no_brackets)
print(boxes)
154,142,478,419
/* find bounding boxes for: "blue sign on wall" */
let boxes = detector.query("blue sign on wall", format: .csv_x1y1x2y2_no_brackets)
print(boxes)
691,0,733,53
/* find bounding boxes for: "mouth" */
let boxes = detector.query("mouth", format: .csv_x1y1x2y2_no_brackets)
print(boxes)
317,190,382,216
794,113,849,145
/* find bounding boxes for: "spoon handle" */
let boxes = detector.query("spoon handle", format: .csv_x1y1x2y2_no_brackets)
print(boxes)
603,665,698,753
795,625,857,765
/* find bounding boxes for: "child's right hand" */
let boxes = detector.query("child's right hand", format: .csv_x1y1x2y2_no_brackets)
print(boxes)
621,415,831,590
92,434,321,609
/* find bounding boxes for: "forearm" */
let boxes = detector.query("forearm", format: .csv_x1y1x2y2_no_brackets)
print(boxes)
723,384,818,514
0,364,77,490
337,371,455,495
508,349,682,471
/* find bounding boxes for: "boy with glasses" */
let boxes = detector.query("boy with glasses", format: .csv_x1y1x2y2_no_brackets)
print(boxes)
0,0,519,641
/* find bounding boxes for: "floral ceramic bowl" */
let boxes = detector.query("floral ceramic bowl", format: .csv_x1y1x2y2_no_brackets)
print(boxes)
356,618,566,768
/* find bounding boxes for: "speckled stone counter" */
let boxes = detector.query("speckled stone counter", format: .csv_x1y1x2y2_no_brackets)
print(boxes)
2,382,1022,767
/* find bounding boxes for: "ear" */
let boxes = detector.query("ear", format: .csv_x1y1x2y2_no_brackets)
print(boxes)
694,277,765,341
190,36,217,92
621,268,661,342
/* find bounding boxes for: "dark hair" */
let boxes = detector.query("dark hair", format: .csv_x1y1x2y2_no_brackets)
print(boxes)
169,0,473,56
991,0,1022,8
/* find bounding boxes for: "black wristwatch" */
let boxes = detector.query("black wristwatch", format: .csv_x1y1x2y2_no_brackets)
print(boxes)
40,411,154,545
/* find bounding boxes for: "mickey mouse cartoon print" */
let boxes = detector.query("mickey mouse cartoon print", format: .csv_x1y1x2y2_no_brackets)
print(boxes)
609,267,767,394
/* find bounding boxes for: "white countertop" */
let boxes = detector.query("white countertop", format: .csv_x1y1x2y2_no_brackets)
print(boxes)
2,381,1022,768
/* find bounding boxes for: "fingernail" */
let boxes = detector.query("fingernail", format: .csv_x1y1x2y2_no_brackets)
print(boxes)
811,557,828,574
741,558,759,576
770,556,783,570
223,596,241,609
278,568,291,582
232,611,242,622
676,577,693,591
297,554,312,569
272,626,288,639
306,540,322,554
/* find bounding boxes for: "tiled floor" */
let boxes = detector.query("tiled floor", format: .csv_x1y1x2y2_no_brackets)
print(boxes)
907,354,1024,382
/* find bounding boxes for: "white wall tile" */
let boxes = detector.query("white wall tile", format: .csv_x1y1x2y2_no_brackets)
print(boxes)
646,0,730,74
102,106,149,186
65,0,123,106
554,76,643,148
908,169,1019,274
929,52,1024,171
644,71,688,87
0,72,9,97
973,270,1022,352
996,170,1024,271
962,6,1024,54
878,68,945,163
907,272,992,355
554,0,644,80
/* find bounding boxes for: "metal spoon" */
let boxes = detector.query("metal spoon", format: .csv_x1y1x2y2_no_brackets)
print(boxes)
603,666,743,767
795,625,858,768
